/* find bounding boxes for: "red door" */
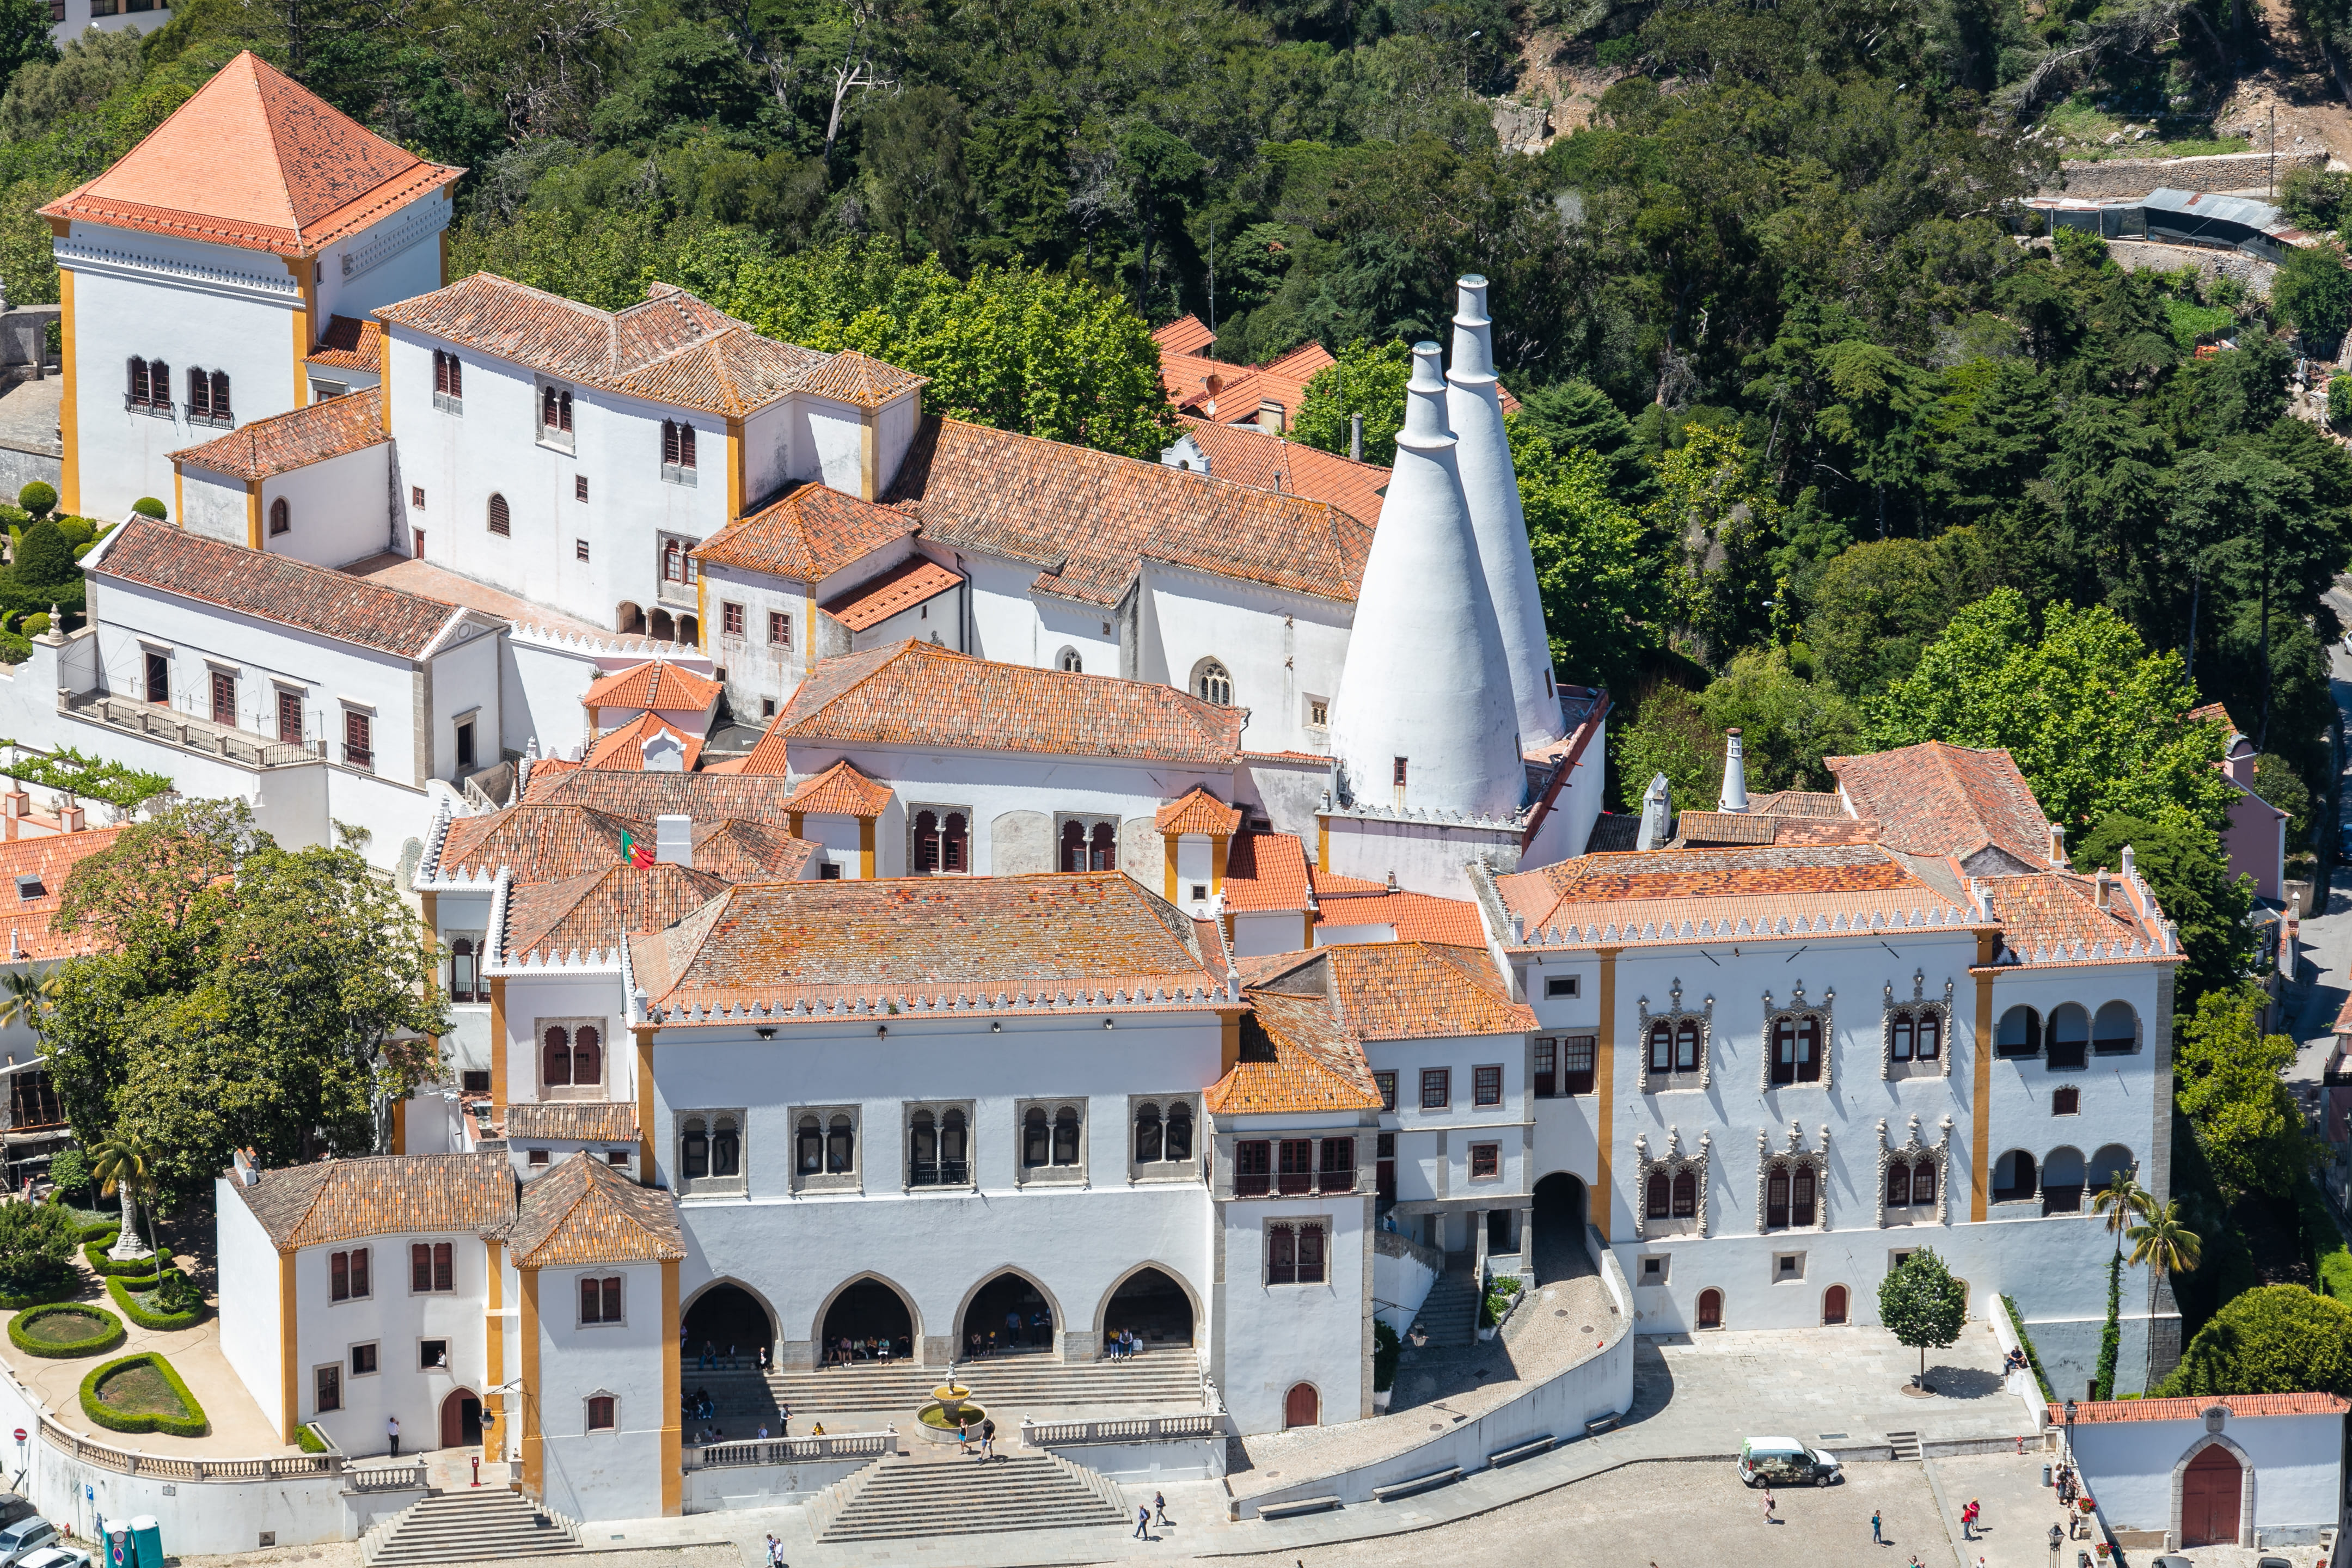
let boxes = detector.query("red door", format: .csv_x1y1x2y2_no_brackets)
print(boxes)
1823,1285,1848,1326
210,671,235,727
440,1388,481,1449
1282,1383,1318,1429
1696,1288,1723,1329
2182,1446,2241,1546
277,690,302,746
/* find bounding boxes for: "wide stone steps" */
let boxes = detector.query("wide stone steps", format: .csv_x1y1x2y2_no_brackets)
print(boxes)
1409,1258,1483,1347
694,1350,1201,1419
815,1453,1126,1542
360,1489,583,1567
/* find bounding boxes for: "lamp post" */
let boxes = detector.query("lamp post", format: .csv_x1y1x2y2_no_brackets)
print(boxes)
2062,1400,2079,1538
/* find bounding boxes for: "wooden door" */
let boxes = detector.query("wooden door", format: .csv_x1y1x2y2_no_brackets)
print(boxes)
209,671,235,727
1823,1285,1848,1325
1282,1383,1319,1429
1696,1288,1723,1329
440,1389,481,1449
2182,1445,2241,1546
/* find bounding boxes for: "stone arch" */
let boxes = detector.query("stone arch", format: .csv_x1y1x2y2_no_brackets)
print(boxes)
2171,1430,2256,1548
952,1265,1069,1361
1093,1261,1202,1355
682,1276,781,1363
1531,1170,1590,1283
807,1271,924,1368
616,601,646,635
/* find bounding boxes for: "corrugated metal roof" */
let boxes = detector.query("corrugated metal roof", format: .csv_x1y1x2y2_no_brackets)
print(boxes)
2141,187,2282,228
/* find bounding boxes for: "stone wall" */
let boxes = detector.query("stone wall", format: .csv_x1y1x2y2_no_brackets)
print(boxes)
2104,240,2276,299
2049,148,2328,199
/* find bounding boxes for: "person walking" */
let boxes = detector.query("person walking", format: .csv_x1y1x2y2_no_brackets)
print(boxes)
1964,1499,1981,1540
1008,1308,1024,1349
386,1414,401,1458
1762,1489,1776,1525
957,1419,971,1458
1133,1505,1150,1541
1872,1509,1884,1545
980,1417,996,1459
1153,1492,1169,1527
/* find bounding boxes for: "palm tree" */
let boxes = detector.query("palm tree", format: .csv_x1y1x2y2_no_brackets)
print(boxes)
2092,1170,2152,1254
88,1135,155,1262
0,966,60,1038
2127,1200,2204,1288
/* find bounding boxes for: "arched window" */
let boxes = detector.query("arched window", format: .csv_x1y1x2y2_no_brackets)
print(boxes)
542,1025,573,1086
1052,1105,1080,1165
187,365,212,419
1890,1011,1914,1062
826,1114,855,1173
662,539,685,583
1996,1006,2042,1059
210,370,231,420
1193,659,1232,706
1886,1161,1912,1208
1057,647,1083,673
433,350,462,398
1165,1102,1192,1162
1647,1022,1673,1072
1767,1168,1789,1228
1090,821,1116,870
1060,819,1086,872
684,1116,712,1179
1916,1010,1940,1060
910,1109,938,1184
268,497,290,536
1645,1172,1670,1219
942,812,969,872
712,1114,741,1177
488,493,511,537
1770,1014,1822,1085
127,357,151,408
2047,1004,2090,1069
1791,1166,1816,1227
1022,1106,1050,1167
542,386,573,433
2041,1146,2085,1213
941,1107,968,1177
796,1116,822,1174
2093,1001,2136,1054
1670,1168,1697,1218
1647,1018,1701,1082
572,1025,601,1086
450,938,476,1004
1912,1158,1935,1208
915,811,941,873
661,419,697,470
1991,1149,2037,1203
1135,1102,1162,1163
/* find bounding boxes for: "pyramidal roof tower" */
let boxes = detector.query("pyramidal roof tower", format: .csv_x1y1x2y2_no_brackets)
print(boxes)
1327,342,1523,822
1447,274,1565,746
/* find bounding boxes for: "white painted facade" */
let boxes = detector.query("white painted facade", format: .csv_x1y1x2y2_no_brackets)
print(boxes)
2068,1401,2347,1550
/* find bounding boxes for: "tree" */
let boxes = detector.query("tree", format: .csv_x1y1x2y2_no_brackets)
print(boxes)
1869,590,2236,834
9,518,68,588
2090,1169,2150,1400
1804,538,1963,698
1514,377,1652,502
1514,421,1670,695
88,1131,152,1260
0,0,51,90
2273,240,2352,348
2159,1284,2352,1397
41,802,445,1206
859,85,973,265
2166,984,2313,1203
2251,753,2316,853
1695,647,1862,794
1295,340,1412,466
2072,814,2253,1008
0,1201,76,1298
1878,1246,1967,1389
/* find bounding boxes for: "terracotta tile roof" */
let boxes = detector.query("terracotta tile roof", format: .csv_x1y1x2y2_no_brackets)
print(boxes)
1770,816,1881,847
627,872,1223,1018
820,555,960,632
519,767,797,824
1220,830,1312,913
1314,890,1488,946
1206,990,1383,1116
504,862,732,959
169,389,388,481
2054,1393,2349,1424
307,316,383,372
1311,867,1391,897
1748,790,1848,818
1170,415,1389,525
2186,702,2240,733
1156,787,1242,836
792,348,928,409
1827,743,2054,872
741,641,1244,771
1151,316,1217,358
581,660,725,713
1496,843,1976,949
40,52,462,255
228,1152,514,1251
437,804,638,883
685,819,816,881
784,761,893,818
1673,810,1776,846
1583,814,1643,854
0,828,127,962
503,1153,685,1266
1980,873,2167,967
95,518,461,657
883,416,1374,608
693,483,916,585
1322,942,1532,1039
377,275,866,419
1167,341,1336,426
503,1102,639,1142
583,712,703,772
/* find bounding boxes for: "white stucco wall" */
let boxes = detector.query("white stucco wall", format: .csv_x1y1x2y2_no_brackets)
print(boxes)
530,1257,669,1523
215,1176,285,1439
258,442,393,569
1135,562,1350,757
1215,1177,1369,1434
2073,1409,2345,1541
292,1232,493,1457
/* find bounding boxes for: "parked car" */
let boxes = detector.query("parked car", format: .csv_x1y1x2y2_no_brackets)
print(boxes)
0,1518,58,1567
16,1545,90,1568
0,1500,35,1532
1737,1436,1842,1487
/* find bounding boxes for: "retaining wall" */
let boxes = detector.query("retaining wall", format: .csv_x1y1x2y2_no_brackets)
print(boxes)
2050,149,2328,199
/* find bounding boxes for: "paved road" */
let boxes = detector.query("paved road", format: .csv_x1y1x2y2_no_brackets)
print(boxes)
2283,585,2352,1087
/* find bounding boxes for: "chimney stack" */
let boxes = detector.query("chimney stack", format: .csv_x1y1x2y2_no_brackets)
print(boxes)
656,814,693,868
1718,729,1749,813
1637,772,1674,850
1350,412,1364,463
2047,822,2066,867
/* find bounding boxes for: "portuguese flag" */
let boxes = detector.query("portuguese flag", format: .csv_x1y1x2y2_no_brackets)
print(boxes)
620,831,656,869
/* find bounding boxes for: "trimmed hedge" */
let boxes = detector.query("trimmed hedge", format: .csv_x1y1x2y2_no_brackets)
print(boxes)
9,1303,124,1358
81,1235,163,1278
106,1275,202,1332
78,1353,206,1438
2003,1294,2057,1402
0,1276,76,1310
295,1423,329,1455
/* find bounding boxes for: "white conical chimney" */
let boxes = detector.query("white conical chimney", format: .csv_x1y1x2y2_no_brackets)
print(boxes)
1719,728,1749,813
1327,342,1523,822
1448,274,1563,748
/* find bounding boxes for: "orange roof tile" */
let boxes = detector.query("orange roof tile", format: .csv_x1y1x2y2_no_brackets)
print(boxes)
503,861,732,959
503,1102,638,1142
2054,1393,2348,1424
792,348,928,409
1314,890,1488,946
307,316,383,372
1170,416,1389,525
1221,830,1313,913
94,518,463,657
684,819,817,881
0,827,128,963
1827,743,2054,872
1206,990,1383,1115
503,1152,685,1266
884,416,1372,608
519,768,798,824
1495,843,1977,949
1152,315,1217,357
582,661,724,712
741,641,1244,771
783,761,893,818
436,804,639,883
229,1152,514,1251
1981,873,2169,967
42,52,462,255
820,556,960,632
582,712,703,772
1322,943,1532,1039
627,873,1223,1018
1156,787,1242,837
170,389,388,481
1672,810,1776,847
694,484,916,585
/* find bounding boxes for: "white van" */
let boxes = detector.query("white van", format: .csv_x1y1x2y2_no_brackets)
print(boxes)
1738,1436,1843,1487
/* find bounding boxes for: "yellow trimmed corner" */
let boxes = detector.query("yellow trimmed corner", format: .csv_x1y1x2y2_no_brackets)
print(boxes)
1210,836,1229,893
287,255,315,408
635,1026,656,1179
1972,968,1995,1222
519,1269,541,1495
55,258,77,516
1162,837,1178,902
859,818,875,879
489,977,508,1113
1594,948,1618,1240
725,418,744,521
482,1238,504,1462
278,1252,298,1443
660,1259,682,1515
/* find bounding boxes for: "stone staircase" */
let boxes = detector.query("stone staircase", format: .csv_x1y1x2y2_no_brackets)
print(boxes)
688,1347,1202,1424
810,1453,1126,1543
1406,1253,1482,1350
359,1489,583,1567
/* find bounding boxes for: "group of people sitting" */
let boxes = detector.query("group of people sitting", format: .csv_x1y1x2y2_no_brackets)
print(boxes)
1104,1327,1148,1359
965,1306,1055,1358
826,1334,912,1366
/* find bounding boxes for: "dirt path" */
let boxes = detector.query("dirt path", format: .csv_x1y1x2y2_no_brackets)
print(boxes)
2215,0,2352,168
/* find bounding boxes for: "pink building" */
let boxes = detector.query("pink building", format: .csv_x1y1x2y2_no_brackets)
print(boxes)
2193,705,2290,902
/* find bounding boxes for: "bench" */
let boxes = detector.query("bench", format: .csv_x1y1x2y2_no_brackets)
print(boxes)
1257,1495,1343,1521
1585,1413,1621,1438
1371,1467,1462,1502
1487,1435,1555,1468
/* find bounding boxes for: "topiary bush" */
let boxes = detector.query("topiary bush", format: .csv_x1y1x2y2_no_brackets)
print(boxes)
107,1271,203,1332
9,1302,124,1358
79,1352,206,1438
81,1233,162,1277
2160,1284,2352,1396
295,1422,329,1454
13,520,73,589
128,498,164,521
0,1200,81,1306
17,482,54,521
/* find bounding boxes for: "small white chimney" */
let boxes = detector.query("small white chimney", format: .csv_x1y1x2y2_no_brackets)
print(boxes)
1637,772,1674,850
1718,728,1749,813
2120,844,2136,883
2047,822,2066,867
656,814,693,868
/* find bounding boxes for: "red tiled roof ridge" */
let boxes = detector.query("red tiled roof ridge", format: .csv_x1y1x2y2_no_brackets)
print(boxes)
820,555,960,633
581,660,724,712
170,388,388,481
2051,1392,2349,1424
783,760,893,818
581,712,703,771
